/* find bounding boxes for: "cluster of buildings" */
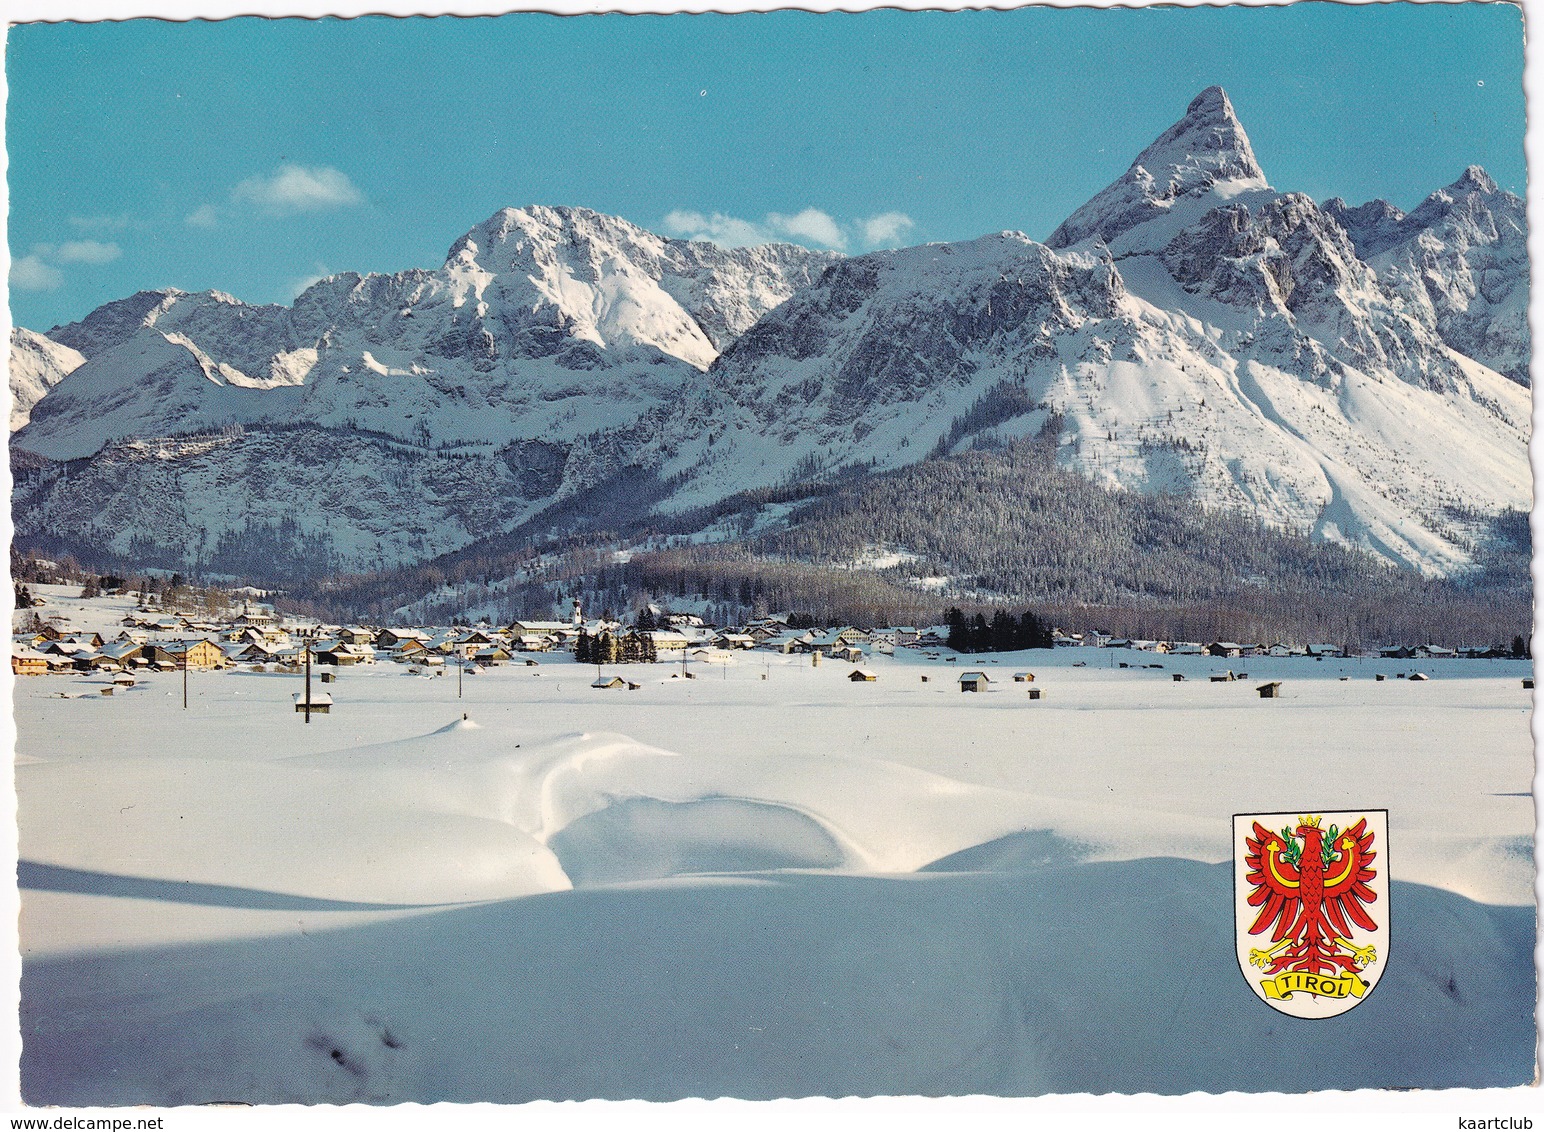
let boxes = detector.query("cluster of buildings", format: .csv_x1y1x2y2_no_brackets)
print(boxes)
10,588,1509,678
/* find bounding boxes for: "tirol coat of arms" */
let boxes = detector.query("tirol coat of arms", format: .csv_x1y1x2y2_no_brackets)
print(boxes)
1233,810,1389,1018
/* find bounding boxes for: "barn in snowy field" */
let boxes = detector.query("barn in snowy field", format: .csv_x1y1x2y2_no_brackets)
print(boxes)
292,691,332,714
958,671,991,692
848,669,877,682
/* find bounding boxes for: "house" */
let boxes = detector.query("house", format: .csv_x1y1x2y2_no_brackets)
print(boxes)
375,628,431,649
591,676,626,689
474,647,512,666
646,630,691,653
312,642,376,666
510,620,573,645
1026,687,1043,700
98,641,145,668
233,602,276,629
958,671,991,692
144,639,224,669
292,691,332,714
715,633,756,650
761,629,812,654
848,669,877,682
11,649,49,676
388,639,427,662
1012,672,1035,683
1257,682,1283,699
1205,642,1247,659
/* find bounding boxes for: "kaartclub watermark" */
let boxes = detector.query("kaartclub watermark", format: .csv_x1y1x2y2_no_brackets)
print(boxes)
1234,810,1388,1018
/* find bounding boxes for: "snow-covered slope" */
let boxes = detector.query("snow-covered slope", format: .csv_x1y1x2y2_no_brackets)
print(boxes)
9,327,85,430
10,89,1529,580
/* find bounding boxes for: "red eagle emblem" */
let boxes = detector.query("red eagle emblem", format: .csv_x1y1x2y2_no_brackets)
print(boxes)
1244,815,1380,981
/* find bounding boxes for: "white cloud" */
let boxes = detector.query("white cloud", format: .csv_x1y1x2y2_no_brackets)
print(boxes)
10,239,121,290
10,255,64,291
663,206,882,251
286,263,332,300
664,206,916,253
55,240,121,265
858,211,915,248
230,164,365,216
661,209,774,248
767,208,847,250
185,204,222,229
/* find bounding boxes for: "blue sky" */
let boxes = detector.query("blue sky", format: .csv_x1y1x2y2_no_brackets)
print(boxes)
6,3,1526,330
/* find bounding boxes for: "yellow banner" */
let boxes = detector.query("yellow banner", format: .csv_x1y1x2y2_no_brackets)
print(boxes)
1260,970,1369,1000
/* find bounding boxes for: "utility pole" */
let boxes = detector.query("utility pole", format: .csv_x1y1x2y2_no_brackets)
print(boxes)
458,656,463,699
303,639,313,723
182,650,188,710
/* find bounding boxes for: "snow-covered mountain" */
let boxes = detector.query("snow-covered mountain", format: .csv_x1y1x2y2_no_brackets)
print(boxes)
18,206,836,462
11,208,835,577
11,89,1530,582
9,327,84,430
648,88,1528,575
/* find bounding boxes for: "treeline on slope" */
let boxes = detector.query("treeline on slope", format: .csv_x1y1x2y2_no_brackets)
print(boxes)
30,432,1529,650
613,441,1530,649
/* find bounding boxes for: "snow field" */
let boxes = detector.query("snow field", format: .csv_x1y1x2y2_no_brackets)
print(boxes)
13,646,1536,1102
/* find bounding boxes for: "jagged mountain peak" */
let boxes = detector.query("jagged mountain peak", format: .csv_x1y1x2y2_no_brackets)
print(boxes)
1141,85,1264,184
1048,86,1270,250
1452,164,1499,195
